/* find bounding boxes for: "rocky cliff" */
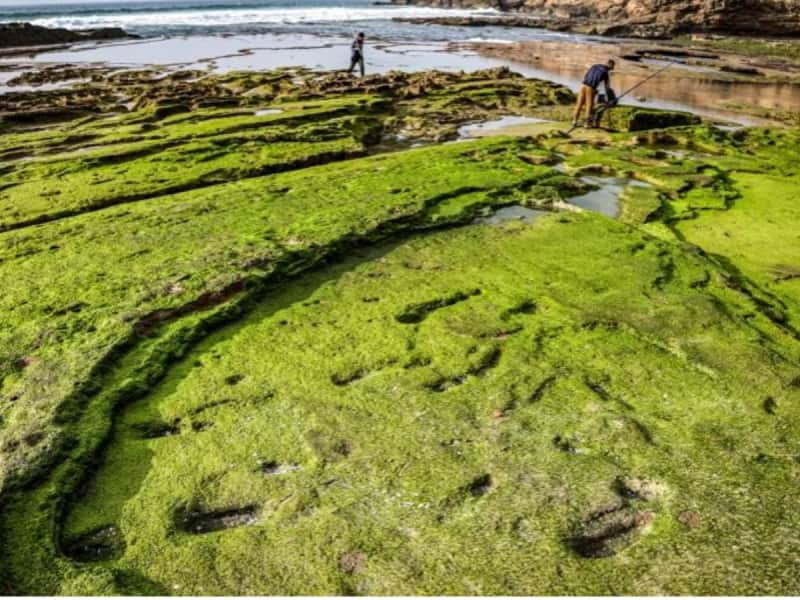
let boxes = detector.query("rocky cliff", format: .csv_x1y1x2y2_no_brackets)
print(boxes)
391,0,800,36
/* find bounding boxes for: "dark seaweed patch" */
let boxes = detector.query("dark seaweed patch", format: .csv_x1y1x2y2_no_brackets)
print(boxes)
585,377,612,402
501,299,537,320
467,346,502,377
188,398,236,416
553,434,580,454
225,374,245,385
131,419,180,439
395,288,481,324
467,474,493,498
331,368,368,386
528,375,556,403
260,461,301,475
64,525,125,562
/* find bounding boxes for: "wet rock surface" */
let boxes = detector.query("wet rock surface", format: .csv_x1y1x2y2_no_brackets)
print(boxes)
0,22,134,49
392,0,800,37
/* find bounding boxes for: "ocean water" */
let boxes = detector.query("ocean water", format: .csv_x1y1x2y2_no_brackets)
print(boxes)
0,0,550,41
0,0,602,85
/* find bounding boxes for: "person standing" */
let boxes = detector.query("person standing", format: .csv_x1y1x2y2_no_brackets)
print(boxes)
573,59,615,128
348,32,366,78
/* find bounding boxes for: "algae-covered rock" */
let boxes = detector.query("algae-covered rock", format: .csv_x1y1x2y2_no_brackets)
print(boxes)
0,65,799,596
600,106,702,131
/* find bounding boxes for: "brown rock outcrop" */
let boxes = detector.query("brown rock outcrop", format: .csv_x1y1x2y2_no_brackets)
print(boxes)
391,0,800,37
0,22,135,49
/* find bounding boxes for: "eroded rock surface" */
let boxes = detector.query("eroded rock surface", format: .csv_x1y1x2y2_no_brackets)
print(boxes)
392,0,800,36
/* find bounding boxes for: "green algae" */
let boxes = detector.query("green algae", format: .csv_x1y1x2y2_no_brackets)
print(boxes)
600,107,702,132
0,96,382,229
1,65,800,595
0,69,573,230
0,68,579,507
618,185,663,225
0,135,567,496
45,216,800,594
0,134,365,230
674,172,800,313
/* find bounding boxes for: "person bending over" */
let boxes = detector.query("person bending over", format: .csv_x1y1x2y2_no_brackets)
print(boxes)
573,59,615,128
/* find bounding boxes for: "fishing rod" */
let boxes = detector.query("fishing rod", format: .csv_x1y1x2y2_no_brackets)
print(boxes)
567,59,676,134
616,59,675,103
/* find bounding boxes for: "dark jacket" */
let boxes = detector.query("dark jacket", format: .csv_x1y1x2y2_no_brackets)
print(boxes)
583,64,610,91
351,38,363,58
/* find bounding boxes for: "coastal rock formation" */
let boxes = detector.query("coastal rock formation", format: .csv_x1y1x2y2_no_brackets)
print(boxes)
1,63,800,595
391,0,800,36
0,22,134,49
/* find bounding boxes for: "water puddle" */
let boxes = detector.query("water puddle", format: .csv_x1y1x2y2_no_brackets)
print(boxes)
568,176,652,218
714,124,746,132
1,77,89,93
0,69,23,86
478,205,548,226
370,132,433,153
458,115,554,138
662,149,688,159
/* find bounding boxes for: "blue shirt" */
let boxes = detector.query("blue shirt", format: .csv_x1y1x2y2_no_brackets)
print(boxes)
583,64,610,90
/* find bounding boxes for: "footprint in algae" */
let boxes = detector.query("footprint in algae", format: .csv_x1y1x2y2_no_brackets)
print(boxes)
566,474,666,558
131,419,181,439
567,503,655,558
64,525,125,562
395,288,481,324
175,504,261,535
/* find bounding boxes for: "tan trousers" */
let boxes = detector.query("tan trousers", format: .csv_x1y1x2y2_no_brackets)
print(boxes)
573,84,596,124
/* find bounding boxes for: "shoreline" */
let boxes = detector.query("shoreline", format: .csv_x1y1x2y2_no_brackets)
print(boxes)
6,29,799,126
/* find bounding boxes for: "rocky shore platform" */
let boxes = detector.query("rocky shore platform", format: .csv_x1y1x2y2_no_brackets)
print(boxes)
0,61,798,595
